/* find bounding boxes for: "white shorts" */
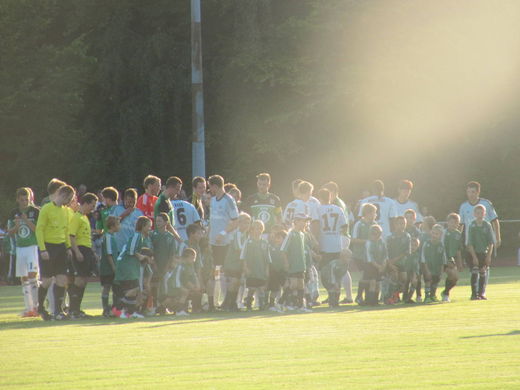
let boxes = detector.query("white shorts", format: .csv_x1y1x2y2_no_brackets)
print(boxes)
15,245,39,277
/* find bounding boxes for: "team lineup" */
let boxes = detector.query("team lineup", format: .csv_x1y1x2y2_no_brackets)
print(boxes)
6,173,500,320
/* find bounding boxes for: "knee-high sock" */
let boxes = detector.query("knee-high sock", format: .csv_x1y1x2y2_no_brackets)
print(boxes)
38,285,48,312
470,268,479,297
22,281,32,312
53,284,66,314
29,279,38,310
342,271,353,300
47,281,56,315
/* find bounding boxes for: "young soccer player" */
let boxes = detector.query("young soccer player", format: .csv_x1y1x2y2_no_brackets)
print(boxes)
68,192,99,318
415,215,436,302
444,212,463,269
351,203,378,305
222,212,251,311
154,176,182,240
420,224,447,303
241,220,271,310
364,225,388,306
114,216,153,318
113,188,144,250
357,180,397,238
36,185,76,320
402,238,421,303
404,209,421,239
386,216,411,304
136,175,161,223
267,230,288,312
283,180,320,227
281,213,311,312
7,188,40,317
466,205,495,300
100,216,120,317
163,248,199,316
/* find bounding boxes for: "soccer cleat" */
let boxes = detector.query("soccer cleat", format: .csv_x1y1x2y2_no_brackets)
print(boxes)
415,296,423,303
470,295,479,301
404,299,416,304
39,310,52,321
430,296,439,302
111,307,122,317
298,307,312,313
441,292,450,302
478,295,488,300
102,309,111,318
423,297,432,304
145,307,157,317
340,298,354,304
131,312,145,319
21,311,33,318
176,310,189,316
355,297,364,306
54,312,69,321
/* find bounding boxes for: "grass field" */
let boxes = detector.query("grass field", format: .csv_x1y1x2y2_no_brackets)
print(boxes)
1,268,520,389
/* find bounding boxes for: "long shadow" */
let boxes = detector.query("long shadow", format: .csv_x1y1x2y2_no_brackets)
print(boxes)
460,330,520,339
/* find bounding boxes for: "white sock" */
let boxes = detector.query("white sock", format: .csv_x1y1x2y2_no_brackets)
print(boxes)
342,271,353,300
219,272,227,304
47,281,55,315
22,281,32,312
29,279,38,310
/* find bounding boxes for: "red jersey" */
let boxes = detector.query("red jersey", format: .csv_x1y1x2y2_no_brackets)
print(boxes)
137,194,158,224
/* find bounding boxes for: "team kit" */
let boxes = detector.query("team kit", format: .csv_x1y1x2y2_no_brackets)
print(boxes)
6,174,499,320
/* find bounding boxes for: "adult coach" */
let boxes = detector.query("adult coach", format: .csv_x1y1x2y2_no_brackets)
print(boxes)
357,180,397,238
244,173,282,237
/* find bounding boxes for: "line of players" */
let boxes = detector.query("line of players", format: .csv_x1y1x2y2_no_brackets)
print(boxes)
6,173,499,319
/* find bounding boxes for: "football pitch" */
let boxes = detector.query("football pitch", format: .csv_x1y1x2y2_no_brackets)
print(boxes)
1,268,520,389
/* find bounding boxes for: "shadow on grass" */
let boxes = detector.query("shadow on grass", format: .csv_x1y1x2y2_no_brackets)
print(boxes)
460,330,520,339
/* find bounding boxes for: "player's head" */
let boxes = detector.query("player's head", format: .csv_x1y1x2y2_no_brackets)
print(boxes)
56,185,76,206
47,178,66,196
431,224,444,241
187,223,203,241
291,179,303,198
143,175,161,196
398,179,413,200
371,180,385,197
192,176,206,196
256,173,271,194
473,204,486,220
394,216,407,232
250,220,265,239
79,192,98,214
15,187,31,209
165,176,182,198
446,213,461,230
238,212,252,232
322,181,339,198
272,230,287,248
106,216,121,233
123,188,138,209
293,213,310,231
422,216,436,232
466,181,481,203
404,209,416,226
101,186,119,206
361,203,377,222
369,224,383,240
208,175,225,196
410,237,420,252
182,247,197,263
155,212,170,231
136,216,152,234
298,181,313,201
317,188,331,205
227,186,241,204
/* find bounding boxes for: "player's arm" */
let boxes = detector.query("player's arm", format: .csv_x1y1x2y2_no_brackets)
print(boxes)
6,217,17,236
491,218,501,248
36,206,49,259
70,235,83,262
485,229,494,267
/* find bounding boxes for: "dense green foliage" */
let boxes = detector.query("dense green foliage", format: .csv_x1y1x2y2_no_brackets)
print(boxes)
1,1,519,232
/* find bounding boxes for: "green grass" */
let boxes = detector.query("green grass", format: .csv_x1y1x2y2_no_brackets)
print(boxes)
1,268,520,389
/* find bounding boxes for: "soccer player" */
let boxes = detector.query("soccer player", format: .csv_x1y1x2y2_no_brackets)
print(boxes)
420,224,448,303
113,188,144,250
114,216,153,318
393,180,423,223
207,175,240,306
163,248,199,316
68,192,98,318
404,209,421,239
357,180,397,238
222,212,251,311
244,173,282,237
402,238,421,303
7,188,40,317
385,216,411,304
444,213,463,270
171,197,202,241
415,215,436,302
154,176,182,240
283,180,320,227
281,213,311,313
36,184,75,320
267,230,288,312
96,187,119,233
241,220,271,310
100,216,120,317
316,188,349,305
466,205,495,300
189,176,207,220
322,181,354,228
351,203,378,305
136,175,161,224
364,225,388,306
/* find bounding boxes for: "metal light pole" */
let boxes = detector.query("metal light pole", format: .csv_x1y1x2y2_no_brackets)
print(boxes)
191,0,206,178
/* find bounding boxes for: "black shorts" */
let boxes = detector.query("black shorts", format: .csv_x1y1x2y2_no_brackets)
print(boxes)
100,274,115,286
465,252,487,269
118,279,139,292
363,263,382,281
268,269,287,291
211,245,229,267
320,252,341,268
40,243,68,278
288,271,305,279
69,246,96,277
246,278,267,288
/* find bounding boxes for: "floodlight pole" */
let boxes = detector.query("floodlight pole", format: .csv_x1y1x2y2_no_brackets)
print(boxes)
191,0,206,178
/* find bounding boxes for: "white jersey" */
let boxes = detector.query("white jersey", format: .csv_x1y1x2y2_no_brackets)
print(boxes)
458,198,498,240
357,196,397,237
283,198,320,225
171,199,201,241
318,204,348,253
393,198,423,223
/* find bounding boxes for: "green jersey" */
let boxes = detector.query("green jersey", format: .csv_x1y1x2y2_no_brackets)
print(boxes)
224,230,248,274
167,262,197,291
96,205,116,232
115,232,152,281
444,229,462,258
152,230,177,274
421,239,446,276
366,239,388,266
100,232,118,276
154,193,175,229
351,219,377,261
7,206,39,247
467,220,494,254
269,245,286,272
406,225,421,239
387,232,411,260
280,229,306,274
402,250,420,273
241,238,271,280
177,239,202,273
245,193,282,233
